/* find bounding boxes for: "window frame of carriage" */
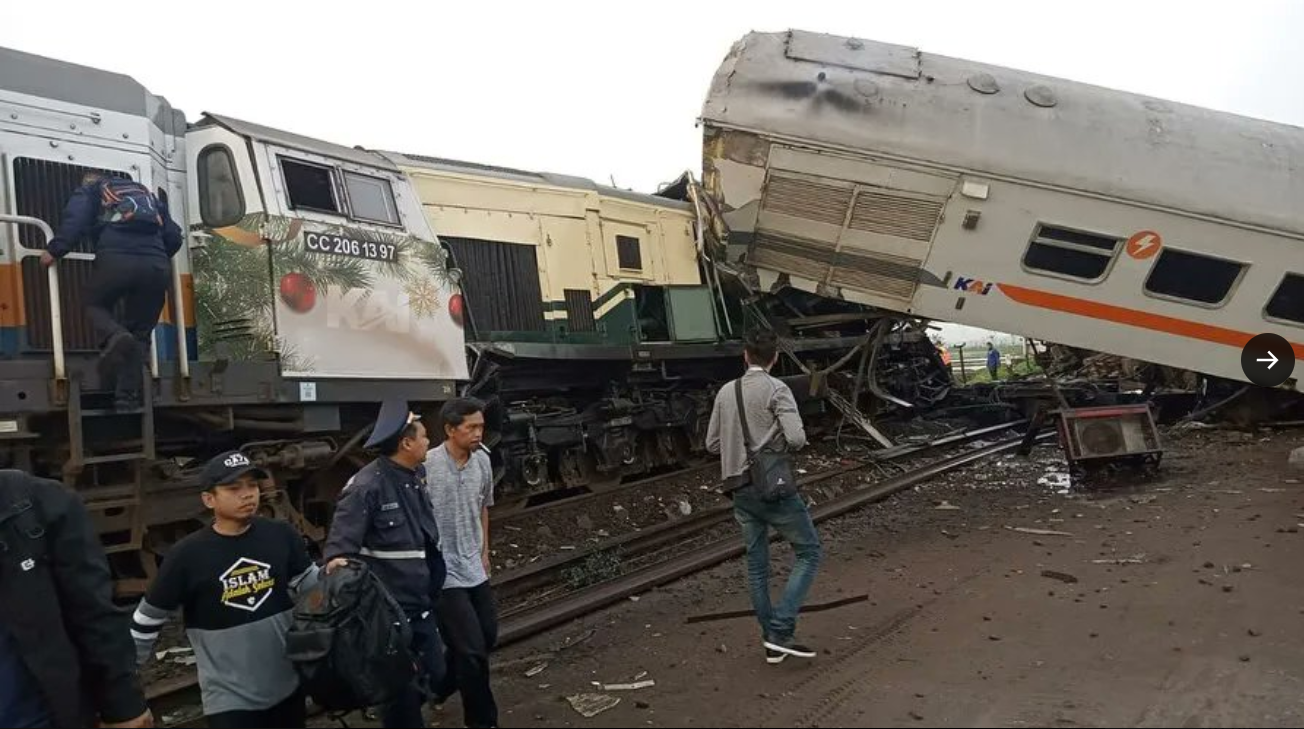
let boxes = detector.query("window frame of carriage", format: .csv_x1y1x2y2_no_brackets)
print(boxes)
1141,245,1248,310
1019,223,1124,285
276,154,403,229
1263,272,1304,328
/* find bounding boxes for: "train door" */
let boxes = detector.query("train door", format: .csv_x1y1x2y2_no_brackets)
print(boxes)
183,122,272,365
598,218,659,343
751,145,956,311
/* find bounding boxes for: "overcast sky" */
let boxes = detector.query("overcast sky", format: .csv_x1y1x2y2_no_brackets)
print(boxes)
5,0,1301,342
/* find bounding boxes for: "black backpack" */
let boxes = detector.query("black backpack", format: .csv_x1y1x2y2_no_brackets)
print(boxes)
285,559,415,713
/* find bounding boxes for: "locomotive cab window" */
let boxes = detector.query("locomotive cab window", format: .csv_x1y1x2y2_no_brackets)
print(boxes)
1022,224,1120,281
616,235,643,270
197,144,244,227
343,171,400,226
1144,248,1245,306
1265,273,1304,325
281,157,340,214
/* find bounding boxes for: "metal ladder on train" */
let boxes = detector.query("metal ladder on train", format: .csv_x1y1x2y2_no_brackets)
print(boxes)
3,214,188,589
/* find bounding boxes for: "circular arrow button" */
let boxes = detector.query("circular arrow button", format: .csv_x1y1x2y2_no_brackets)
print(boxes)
1241,333,1295,388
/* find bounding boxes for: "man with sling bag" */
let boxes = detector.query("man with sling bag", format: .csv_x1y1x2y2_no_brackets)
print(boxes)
706,329,822,665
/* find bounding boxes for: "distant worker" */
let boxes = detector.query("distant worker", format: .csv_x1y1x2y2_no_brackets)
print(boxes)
40,172,183,411
987,342,1000,379
325,400,447,728
426,398,500,729
130,451,319,729
0,469,153,728
706,329,821,665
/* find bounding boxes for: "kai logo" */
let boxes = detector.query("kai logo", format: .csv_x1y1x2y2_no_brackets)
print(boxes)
327,289,412,333
953,276,994,295
219,557,276,613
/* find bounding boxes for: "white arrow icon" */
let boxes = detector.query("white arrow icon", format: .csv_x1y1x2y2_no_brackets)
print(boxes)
1257,351,1279,369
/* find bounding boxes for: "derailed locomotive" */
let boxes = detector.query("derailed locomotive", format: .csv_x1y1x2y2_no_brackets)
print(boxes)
0,46,943,589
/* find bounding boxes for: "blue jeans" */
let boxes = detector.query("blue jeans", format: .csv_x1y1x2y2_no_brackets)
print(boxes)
732,490,822,642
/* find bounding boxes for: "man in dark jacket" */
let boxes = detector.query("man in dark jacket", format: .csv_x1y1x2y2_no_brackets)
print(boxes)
39,172,183,410
0,469,153,728
325,400,447,728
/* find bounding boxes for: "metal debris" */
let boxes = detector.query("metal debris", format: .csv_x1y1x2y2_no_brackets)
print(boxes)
558,628,596,652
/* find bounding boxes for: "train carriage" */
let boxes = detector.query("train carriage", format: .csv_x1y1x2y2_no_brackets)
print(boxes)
701,30,1304,394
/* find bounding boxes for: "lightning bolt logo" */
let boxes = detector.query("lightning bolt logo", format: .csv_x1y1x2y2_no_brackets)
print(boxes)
1126,230,1163,260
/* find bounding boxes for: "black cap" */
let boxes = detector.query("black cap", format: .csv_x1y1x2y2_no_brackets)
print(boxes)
202,450,269,489
364,399,421,449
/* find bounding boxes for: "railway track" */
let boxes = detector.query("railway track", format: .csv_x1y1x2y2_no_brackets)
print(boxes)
487,423,860,523
495,427,1052,647
145,420,1039,725
490,420,1026,607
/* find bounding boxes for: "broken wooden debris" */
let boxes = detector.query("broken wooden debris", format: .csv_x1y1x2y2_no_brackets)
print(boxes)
602,680,656,691
567,693,621,718
1041,570,1079,584
524,663,548,678
1007,526,1074,537
684,594,869,625
1092,556,1146,565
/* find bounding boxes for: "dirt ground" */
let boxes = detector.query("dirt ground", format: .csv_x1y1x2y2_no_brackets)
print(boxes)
450,428,1304,728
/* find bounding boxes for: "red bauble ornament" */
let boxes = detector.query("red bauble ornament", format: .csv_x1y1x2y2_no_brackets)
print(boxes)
448,293,464,327
279,272,316,313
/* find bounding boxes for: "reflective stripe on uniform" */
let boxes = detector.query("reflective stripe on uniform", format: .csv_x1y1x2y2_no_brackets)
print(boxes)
359,547,427,560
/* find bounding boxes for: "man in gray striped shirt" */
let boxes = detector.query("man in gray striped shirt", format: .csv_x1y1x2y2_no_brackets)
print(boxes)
426,398,499,728
130,451,319,728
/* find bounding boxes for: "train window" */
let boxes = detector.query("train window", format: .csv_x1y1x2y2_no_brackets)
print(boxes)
281,157,340,214
343,171,400,226
1265,273,1304,324
1144,248,1245,306
1022,224,1119,280
197,145,244,227
617,235,643,270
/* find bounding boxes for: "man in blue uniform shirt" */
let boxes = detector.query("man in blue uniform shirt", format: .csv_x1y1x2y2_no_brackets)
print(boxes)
324,400,447,728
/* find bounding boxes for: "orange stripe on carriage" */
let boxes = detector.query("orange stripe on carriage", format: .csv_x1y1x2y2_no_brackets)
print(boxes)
997,283,1304,361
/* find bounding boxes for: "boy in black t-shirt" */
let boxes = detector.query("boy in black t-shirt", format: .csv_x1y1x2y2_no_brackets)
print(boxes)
130,451,320,729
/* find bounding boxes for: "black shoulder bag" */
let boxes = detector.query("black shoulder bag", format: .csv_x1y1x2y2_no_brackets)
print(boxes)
729,378,799,502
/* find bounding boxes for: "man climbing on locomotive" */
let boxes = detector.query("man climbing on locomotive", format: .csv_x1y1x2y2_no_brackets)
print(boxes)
40,172,183,411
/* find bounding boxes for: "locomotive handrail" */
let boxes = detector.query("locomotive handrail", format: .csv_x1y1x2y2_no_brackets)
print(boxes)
171,257,190,380
0,214,65,382
1,214,178,389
